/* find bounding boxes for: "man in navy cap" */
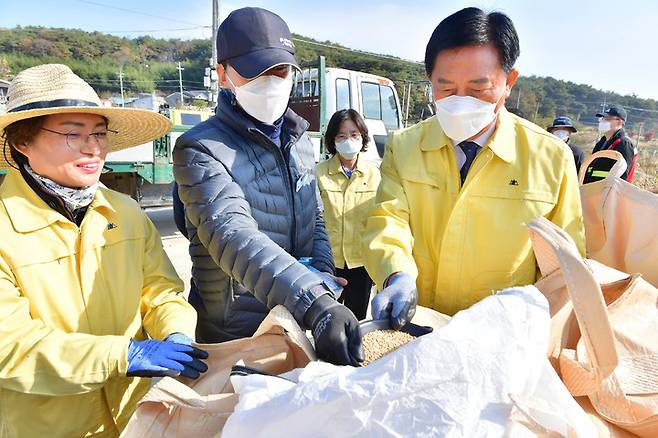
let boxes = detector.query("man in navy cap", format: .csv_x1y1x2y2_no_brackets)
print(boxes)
172,7,364,366
590,105,638,182
547,116,584,172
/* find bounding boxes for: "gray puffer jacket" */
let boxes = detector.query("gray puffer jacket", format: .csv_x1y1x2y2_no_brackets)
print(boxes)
173,90,334,343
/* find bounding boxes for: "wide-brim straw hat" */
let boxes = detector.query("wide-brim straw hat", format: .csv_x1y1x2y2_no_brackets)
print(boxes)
0,63,172,170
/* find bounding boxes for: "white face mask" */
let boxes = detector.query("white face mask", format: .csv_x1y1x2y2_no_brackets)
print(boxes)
435,95,499,143
553,129,570,141
335,138,362,160
598,119,612,133
227,71,293,124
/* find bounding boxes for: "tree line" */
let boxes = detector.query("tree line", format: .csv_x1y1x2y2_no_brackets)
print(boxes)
1,26,657,134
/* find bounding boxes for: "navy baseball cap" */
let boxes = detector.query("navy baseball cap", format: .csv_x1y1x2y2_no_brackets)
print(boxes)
216,7,298,79
547,116,577,133
596,105,627,121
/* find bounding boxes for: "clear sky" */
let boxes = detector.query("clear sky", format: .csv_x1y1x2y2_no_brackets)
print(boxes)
3,0,657,100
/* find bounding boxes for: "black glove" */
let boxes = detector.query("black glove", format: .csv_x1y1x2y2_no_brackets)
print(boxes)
304,294,364,366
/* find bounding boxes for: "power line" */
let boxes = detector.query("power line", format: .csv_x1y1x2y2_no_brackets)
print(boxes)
86,80,206,87
292,37,423,66
99,26,211,33
76,0,202,27
625,105,658,114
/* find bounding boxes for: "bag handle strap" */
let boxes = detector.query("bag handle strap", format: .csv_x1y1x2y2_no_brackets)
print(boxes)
138,377,209,408
528,217,619,381
560,348,658,395
578,150,626,185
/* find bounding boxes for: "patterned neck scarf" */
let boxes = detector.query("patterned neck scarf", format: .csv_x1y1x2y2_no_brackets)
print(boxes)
23,164,98,211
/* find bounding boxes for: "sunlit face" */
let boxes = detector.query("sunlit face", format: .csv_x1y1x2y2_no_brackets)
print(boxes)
335,119,362,143
428,43,518,112
16,113,109,188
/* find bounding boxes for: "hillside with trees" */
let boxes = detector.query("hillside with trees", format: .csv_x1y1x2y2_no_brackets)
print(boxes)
2,26,657,137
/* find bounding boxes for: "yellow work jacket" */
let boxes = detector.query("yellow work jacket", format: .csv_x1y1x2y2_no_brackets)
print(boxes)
317,154,381,269
0,170,197,438
364,109,585,315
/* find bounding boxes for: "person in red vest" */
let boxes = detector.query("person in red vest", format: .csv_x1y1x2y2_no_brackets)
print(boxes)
589,105,638,182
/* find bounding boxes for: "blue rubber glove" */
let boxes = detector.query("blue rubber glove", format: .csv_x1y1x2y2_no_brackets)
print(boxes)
370,272,418,330
165,333,194,346
127,339,209,379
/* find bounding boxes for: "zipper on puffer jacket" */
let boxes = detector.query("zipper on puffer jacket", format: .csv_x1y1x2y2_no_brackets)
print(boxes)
249,129,298,254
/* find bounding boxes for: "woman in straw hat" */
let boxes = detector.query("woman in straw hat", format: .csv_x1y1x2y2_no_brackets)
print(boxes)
0,64,208,438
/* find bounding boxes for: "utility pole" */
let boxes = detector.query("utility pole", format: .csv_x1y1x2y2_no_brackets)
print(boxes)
533,100,540,122
600,94,607,113
515,87,521,109
210,0,220,104
404,82,412,127
177,62,184,107
119,66,125,108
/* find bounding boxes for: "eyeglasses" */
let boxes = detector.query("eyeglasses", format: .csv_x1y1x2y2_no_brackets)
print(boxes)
335,133,362,142
40,127,117,150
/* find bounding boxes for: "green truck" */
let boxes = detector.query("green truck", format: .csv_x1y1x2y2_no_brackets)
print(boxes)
100,107,212,207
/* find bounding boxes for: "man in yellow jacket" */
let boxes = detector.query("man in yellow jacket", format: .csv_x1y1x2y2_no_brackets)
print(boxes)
0,64,207,437
364,8,585,323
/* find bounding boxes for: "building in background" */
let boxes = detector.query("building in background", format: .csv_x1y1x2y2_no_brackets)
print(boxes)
0,79,9,113
165,90,212,108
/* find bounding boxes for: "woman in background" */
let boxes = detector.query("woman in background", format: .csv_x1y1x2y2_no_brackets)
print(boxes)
317,109,381,320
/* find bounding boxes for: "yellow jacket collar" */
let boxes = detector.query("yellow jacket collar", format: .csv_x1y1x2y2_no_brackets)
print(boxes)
418,117,449,152
420,107,516,163
327,153,366,176
1,170,114,233
485,108,516,163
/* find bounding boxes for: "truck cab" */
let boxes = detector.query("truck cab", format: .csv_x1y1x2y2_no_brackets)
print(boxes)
101,107,213,206
289,56,403,163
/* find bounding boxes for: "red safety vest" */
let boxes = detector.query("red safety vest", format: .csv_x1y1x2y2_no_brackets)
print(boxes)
609,137,638,182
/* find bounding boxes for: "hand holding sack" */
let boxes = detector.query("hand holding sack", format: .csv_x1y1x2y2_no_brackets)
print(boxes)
165,332,194,346
127,338,209,380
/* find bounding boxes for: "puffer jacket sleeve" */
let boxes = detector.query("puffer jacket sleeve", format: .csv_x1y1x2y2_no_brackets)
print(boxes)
309,183,335,274
173,139,329,326
0,256,129,395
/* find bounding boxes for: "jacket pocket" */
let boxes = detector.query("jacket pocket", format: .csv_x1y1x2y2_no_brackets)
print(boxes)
400,172,443,189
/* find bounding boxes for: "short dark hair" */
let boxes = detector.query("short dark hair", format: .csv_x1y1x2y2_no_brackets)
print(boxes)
3,116,47,167
324,109,369,155
424,7,520,76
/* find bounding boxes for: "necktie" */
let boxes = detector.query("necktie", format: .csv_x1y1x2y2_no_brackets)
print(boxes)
459,141,480,185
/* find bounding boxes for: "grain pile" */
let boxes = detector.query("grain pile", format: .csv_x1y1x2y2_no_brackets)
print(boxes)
362,330,416,365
